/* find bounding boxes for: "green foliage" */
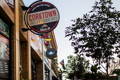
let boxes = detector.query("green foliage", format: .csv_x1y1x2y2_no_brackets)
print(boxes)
65,0,120,74
64,55,89,79
84,72,105,80
112,69,120,76
91,64,100,74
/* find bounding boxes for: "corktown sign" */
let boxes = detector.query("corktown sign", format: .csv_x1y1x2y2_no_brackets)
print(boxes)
24,1,60,34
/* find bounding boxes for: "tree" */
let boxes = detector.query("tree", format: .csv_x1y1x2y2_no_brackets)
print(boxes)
63,55,89,79
65,0,120,75
112,69,120,76
90,64,101,79
91,64,100,74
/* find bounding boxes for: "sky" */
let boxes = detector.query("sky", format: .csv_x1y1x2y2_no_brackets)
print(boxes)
23,0,120,63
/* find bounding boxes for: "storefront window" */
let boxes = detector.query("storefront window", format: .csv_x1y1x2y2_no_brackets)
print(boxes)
0,18,9,80
32,59,37,80
45,65,50,80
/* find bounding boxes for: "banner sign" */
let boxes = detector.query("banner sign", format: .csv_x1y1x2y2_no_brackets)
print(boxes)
24,1,60,34
30,32,41,52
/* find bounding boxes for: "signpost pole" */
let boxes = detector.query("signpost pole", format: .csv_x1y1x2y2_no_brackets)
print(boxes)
41,38,45,80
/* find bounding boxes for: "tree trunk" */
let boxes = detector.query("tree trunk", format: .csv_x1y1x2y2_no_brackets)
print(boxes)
106,58,109,80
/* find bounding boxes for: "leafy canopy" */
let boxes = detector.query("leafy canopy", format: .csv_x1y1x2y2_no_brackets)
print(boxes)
64,55,89,79
65,0,120,63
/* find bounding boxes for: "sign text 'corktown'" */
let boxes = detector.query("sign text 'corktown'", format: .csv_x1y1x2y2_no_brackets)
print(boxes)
24,1,60,34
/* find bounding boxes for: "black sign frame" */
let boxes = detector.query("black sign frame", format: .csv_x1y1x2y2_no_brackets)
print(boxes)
24,1,60,34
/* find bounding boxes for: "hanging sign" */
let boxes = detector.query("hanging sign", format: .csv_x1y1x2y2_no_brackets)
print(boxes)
46,48,57,59
24,1,60,34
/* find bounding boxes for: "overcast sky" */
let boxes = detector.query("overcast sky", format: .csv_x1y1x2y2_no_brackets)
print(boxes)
23,0,120,63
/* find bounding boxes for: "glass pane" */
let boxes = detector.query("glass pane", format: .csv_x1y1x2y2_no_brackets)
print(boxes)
0,18,9,80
